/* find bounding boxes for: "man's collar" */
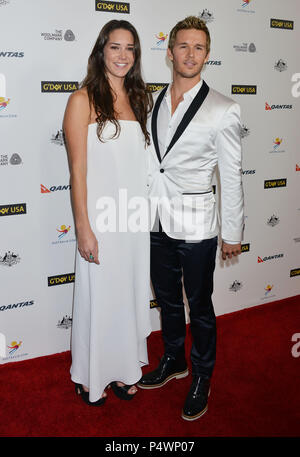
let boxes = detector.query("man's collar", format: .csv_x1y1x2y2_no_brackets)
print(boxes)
165,79,203,100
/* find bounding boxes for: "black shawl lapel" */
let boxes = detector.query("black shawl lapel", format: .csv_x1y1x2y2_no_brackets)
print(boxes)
151,84,168,163
151,80,210,164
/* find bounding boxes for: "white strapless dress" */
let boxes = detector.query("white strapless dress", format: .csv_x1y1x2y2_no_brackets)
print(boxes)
70,121,151,402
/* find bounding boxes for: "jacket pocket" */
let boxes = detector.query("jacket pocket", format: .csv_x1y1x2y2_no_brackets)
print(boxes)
182,191,212,195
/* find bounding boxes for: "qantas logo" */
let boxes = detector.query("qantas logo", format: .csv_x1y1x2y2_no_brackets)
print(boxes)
265,102,292,110
258,253,284,263
41,184,71,193
0,51,24,58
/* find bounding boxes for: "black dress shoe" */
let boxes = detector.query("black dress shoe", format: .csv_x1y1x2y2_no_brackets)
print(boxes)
137,354,188,389
182,376,210,421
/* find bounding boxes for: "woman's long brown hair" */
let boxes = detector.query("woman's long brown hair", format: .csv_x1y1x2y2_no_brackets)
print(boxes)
81,20,153,144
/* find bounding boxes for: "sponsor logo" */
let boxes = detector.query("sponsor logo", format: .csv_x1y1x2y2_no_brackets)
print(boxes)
274,59,287,72
150,299,159,309
0,154,9,165
205,60,222,66
290,268,300,277
264,178,287,189
57,315,72,329
41,30,75,41
0,96,10,111
0,0,9,6
296,164,300,171
57,224,71,239
51,129,65,146
271,137,285,153
242,169,255,175
0,98,16,118
7,340,22,355
240,124,250,138
198,9,214,23
237,0,255,13
232,85,257,95
41,184,71,193
265,102,292,110
270,19,294,30
233,42,256,53
11,153,22,164
267,214,279,227
257,253,284,263
241,243,250,253
229,280,243,292
0,203,26,217
41,81,78,93
293,237,300,243
151,33,168,51
52,225,75,245
0,75,16,118
147,83,168,93
0,250,20,267
264,284,274,295
48,273,75,286
64,30,75,41
2,339,28,361
262,284,276,300
0,153,22,166
95,1,130,14
0,300,34,312
0,51,24,58
155,32,168,46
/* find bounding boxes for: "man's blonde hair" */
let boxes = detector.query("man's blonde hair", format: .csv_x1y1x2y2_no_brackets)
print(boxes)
168,16,211,54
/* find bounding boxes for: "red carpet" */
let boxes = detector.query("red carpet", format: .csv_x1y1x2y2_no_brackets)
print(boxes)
0,295,299,437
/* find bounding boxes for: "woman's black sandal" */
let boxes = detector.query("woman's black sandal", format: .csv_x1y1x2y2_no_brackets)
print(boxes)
110,382,137,401
75,383,106,406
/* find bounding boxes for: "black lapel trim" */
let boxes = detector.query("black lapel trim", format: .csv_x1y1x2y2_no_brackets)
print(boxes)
151,84,169,163
165,80,210,157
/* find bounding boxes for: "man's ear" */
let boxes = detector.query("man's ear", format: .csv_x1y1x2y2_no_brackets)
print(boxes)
167,47,173,62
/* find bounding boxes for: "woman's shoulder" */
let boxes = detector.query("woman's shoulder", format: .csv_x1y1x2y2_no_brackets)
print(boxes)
65,87,94,123
69,87,97,122
68,87,89,106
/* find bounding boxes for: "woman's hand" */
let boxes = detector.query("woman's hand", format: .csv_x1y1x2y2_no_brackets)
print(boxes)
77,228,100,265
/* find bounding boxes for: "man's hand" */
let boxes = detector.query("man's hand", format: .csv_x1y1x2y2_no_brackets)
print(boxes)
221,241,241,261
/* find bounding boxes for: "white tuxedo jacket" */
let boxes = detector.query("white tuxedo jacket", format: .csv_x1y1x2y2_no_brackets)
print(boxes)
148,80,244,241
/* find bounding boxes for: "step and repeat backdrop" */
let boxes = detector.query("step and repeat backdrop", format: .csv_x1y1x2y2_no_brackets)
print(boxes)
0,0,299,364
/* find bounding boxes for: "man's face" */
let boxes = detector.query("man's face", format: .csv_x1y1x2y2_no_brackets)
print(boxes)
167,28,209,79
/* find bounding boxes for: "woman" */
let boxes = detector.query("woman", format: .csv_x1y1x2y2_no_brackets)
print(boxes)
63,20,153,406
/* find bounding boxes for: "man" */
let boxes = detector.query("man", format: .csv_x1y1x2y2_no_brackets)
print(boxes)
138,16,244,421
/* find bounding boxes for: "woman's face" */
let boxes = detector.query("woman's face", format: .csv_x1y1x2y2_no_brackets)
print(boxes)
103,28,135,82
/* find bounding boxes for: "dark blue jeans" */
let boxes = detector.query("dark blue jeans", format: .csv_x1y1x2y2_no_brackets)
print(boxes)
150,231,218,378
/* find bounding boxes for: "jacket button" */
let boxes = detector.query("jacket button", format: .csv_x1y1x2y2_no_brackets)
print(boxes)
160,168,164,173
